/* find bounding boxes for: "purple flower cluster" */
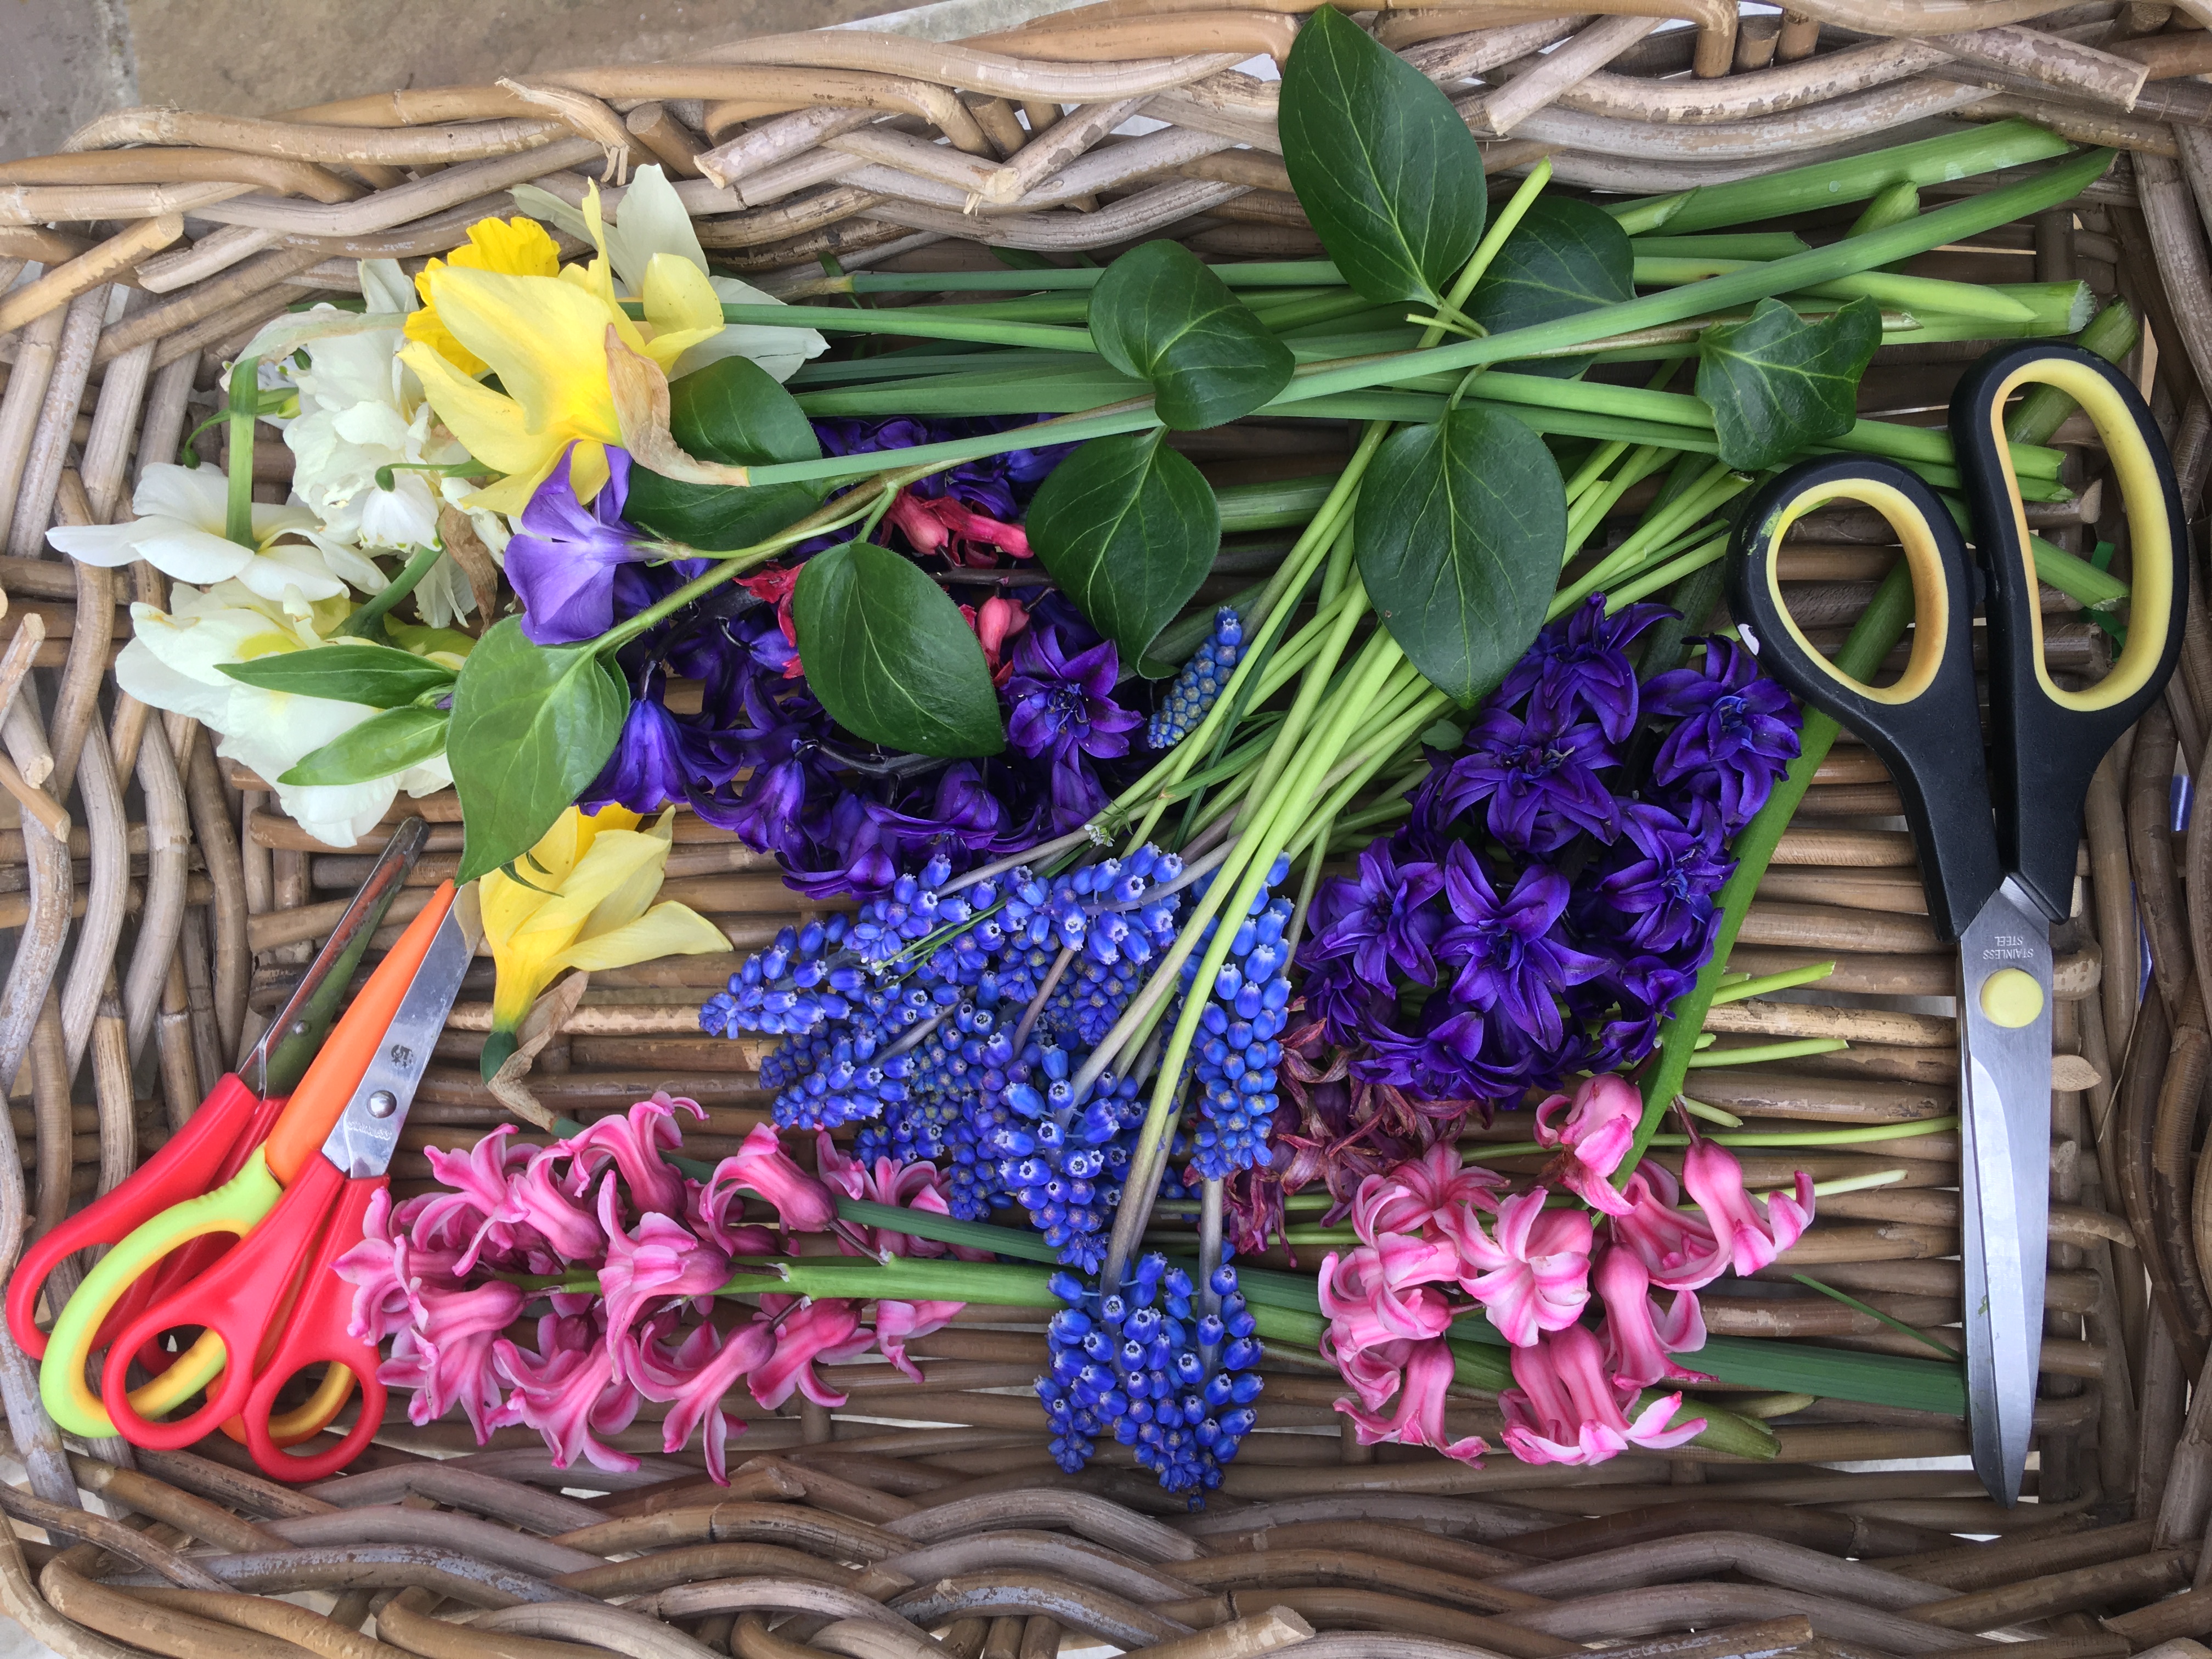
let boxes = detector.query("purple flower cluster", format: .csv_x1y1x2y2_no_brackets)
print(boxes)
1298,597,1802,1109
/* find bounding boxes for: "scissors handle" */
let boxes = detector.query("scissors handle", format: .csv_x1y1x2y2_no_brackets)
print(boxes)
96,1150,348,1452
239,1176,386,1481
1728,453,2004,941
7,1074,269,1361
1952,342,2189,921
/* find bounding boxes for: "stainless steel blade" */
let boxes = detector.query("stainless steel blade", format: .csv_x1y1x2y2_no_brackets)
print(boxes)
1957,876,2055,1505
319,897,482,1180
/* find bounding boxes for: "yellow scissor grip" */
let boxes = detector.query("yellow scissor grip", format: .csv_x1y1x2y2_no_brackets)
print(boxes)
38,1149,284,1438
1985,359,2175,712
1762,475,1953,707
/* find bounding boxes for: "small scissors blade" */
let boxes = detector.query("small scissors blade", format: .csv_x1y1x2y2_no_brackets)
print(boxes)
246,817,432,1098
1957,876,2054,1504
319,897,481,1181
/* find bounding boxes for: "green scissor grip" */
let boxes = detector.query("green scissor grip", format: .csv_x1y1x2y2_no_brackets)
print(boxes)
40,1148,284,1438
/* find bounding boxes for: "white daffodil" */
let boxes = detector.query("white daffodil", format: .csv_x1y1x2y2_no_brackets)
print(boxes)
512,165,827,382
46,464,363,612
115,580,457,848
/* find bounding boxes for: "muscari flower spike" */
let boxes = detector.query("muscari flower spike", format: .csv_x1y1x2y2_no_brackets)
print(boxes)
1148,607,1245,752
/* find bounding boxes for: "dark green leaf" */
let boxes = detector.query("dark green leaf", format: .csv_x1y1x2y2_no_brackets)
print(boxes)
1088,241,1294,430
1026,431,1220,664
1356,403,1564,705
1279,5,1486,307
794,539,1005,757
624,354,825,551
447,619,629,883
1696,296,1882,472
279,707,449,787
220,642,454,708
1472,198,1633,379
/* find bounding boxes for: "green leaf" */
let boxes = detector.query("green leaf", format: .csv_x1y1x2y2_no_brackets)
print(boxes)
1356,403,1564,706
623,354,825,551
279,707,449,787
220,642,455,708
1697,296,1883,472
447,619,629,883
1472,198,1634,379
793,540,1006,757
1087,241,1294,430
1279,5,1487,307
1026,431,1219,665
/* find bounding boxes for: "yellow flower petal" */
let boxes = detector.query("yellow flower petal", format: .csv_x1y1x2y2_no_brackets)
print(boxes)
408,215,562,375
639,253,726,370
399,341,543,479
427,267,621,446
567,440,612,507
554,901,730,974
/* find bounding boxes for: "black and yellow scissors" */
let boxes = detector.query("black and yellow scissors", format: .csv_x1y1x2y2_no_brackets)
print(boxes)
1729,342,2186,1503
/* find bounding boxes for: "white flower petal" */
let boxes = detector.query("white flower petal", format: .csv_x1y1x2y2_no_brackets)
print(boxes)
413,551,476,627
302,532,394,595
607,165,707,292
113,634,238,728
133,464,229,530
132,526,256,585
45,520,153,567
359,258,416,318
232,545,347,604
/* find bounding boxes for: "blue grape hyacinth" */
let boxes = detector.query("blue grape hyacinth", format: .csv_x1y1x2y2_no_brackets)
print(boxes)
1178,854,1293,1181
1148,607,1245,751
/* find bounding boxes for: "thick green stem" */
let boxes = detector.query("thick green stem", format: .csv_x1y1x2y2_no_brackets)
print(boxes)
225,357,259,550
336,543,444,641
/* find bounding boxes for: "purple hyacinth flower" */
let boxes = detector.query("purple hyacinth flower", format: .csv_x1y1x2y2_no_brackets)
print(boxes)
581,669,731,814
1425,706,1621,853
1645,638,1803,831
1593,802,1737,955
1307,840,1447,990
1004,625,1142,764
1434,843,1607,1052
1498,594,1670,743
506,444,646,645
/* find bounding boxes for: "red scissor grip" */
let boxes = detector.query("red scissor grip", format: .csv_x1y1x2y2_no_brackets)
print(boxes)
99,1154,347,1451
241,1177,388,1481
6,1074,263,1360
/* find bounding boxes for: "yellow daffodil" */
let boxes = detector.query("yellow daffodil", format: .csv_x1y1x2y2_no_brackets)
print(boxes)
477,804,728,1076
405,215,562,377
399,189,724,515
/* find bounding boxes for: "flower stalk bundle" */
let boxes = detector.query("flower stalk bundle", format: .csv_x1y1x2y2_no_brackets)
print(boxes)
98,13,2132,1496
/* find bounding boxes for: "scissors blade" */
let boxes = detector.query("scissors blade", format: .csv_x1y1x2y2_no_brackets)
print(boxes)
1957,876,2054,1505
245,817,432,1098
318,897,481,1181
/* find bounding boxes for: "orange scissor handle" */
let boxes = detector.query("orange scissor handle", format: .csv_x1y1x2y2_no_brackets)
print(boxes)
263,881,456,1186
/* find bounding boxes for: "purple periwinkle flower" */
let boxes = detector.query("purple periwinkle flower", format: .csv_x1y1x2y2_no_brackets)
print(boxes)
1645,638,1803,831
507,444,647,645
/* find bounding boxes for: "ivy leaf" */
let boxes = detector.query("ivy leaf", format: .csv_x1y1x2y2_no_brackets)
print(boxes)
1027,430,1219,664
1088,241,1294,430
280,707,449,787
624,354,824,551
794,539,1005,757
1697,296,1883,472
1472,198,1634,379
220,642,454,708
1356,403,1565,706
447,619,629,883
1279,5,1487,307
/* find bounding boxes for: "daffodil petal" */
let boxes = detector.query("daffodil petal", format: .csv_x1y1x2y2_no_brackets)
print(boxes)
399,341,544,478
568,440,611,506
45,520,153,567
132,462,229,527
606,166,707,291
131,526,257,586
506,829,665,951
422,267,620,447
553,901,729,973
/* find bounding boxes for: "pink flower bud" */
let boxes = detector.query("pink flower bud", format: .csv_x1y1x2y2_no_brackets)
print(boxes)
704,1123,839,1235
749,1296,874,1410
1333,1336,1487,1465
1592,1242,1711,1392
1681,1138,1815,1277
629,1312,776,1482
1499,1323,1707,1466
595,1180,730,1379
376,1278,525,1443
1351,1142,1506,1247
489,1314,642,1473
1533,1074,1643,1216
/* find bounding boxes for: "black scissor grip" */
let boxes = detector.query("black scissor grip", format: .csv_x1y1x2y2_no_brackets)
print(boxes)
1728,454,2004,942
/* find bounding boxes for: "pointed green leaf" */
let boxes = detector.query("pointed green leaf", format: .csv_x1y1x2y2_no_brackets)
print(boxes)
1474,198,1634,379
1026,430,1219,664
1088,240,1294,430
1279,5,1487,307
1697,296,1883,472
1356,403,1564,706
280,707,449,787
448,619,629,883
794,539,1006,757
220,642,453,708
624,353,825,551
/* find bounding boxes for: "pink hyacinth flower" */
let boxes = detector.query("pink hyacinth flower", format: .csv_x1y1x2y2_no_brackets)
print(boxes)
1593,1242,1711,1391
502,1147,607,1266
629,1313,777,1482
490,1314,642,1472
887,490,1031,566
875,1299,964,1381
595,1179,730,1376
1499,1323,1707,1467
1681,1139,1815,1276
334,1188,463,1344
1318,1235,1460,1354
412,1125,529,1254
560,1092,698,1218
1335,1335,1487,1465
750,1296,874,1410
1533,1074,1643,1217
1608,1164,1729,1291
1455,1189,1594,1347
1351,1142,1506,1249
1321,1331,1414,1413
704,1123,839,1237
379,1279,525,1442
816,1132,988,1261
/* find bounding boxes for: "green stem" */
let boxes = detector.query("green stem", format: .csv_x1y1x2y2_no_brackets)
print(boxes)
225,357,259,550
335,543,444,641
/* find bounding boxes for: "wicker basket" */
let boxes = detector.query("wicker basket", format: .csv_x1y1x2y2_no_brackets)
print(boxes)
8,3,2212,1656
